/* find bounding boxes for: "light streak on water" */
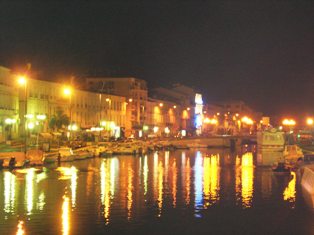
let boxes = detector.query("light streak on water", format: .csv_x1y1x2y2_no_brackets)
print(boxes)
143,155,148,195
127,164,134,220
194,151,203,217
241,153,254,208
62,196,70,235
4,171,15,214
100,160,110,224
172,158,177,207
16,220,25,235
25,168,35,215
157,161,163,217
283,171,296,207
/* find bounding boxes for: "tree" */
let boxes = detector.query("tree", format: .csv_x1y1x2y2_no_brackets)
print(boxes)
49,109,70,131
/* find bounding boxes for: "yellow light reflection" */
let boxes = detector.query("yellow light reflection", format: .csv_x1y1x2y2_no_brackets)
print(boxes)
16,220,25,235
172,159,177,208
143,155,148,195
235,156,241,206
4,171,16,213
203,154,220,207
164,151,169,183
157,161,163,217
153,152,159,201
100,160,110,224
127,165,134,220
62,196,70,235
37,192,45,211
71,169,77,208
241,153,254,208
283,172,296,206
25,168,36,215
185,158,191,205
110,159,117,196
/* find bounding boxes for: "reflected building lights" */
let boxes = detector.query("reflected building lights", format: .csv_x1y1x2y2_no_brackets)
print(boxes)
127,165,134,220
203,154,220,207
186,158,191,205
157,161,164,217
194,151,203,217
62,196,70,235
110,159,118,196
165,151,169,183
37,192,45,211
25,168,36,215
153,152,159,201
283,172,296,207
100,160,111,224
172,159,177,208
16,220,25,235
235,155,242,206
4,171,16,214
143,155,148,195
71,167,78,208
241,153,254,208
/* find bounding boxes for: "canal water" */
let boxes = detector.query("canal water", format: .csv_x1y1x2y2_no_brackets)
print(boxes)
0,148,313,235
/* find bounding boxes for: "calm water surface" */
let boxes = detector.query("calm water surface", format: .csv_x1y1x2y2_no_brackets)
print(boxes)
0,149,313,235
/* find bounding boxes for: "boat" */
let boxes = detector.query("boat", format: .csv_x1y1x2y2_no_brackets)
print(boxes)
257,128,285,151
300,165,314,209
58,147,76,162
74,149,93,160
43,151,59,164
26,149,45,166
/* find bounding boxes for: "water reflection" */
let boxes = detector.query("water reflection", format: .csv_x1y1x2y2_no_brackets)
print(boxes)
194,151,203,217
100,160,111,224
127,163,134,220
0,149,306,235
25,168,36,215
62,196,70,235
241,153,254,208
16,220,25,235
203,154,220,207
4,171,16,214
283,172,296,207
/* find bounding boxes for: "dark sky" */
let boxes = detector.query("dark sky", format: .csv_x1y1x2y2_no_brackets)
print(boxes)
1,0,314,116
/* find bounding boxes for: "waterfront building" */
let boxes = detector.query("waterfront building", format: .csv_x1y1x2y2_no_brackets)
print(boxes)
145,98,182,137
0,66,127,141
151,84,202,134
0,67,19,142
86,77,148,136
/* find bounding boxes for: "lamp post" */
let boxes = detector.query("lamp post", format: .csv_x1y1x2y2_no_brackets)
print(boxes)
17,76,28,155
63,86,72,141
106,98,111,137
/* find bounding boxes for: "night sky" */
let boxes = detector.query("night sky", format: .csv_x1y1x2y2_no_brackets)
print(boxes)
1,0,314,116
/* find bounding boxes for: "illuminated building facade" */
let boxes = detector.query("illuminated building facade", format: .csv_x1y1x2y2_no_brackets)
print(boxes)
0,66,127,140
86,77,147,136
151,84,202,134
145,98,182,136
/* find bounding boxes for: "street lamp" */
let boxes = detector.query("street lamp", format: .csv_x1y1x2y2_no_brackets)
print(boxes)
63,86,72,140
17,75,28,155
306,118,313,126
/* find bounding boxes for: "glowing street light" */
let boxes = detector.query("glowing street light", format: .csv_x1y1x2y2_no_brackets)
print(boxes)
17,75,28,155
63,86,73,140
159,103,163,107
306,118,314,126
282,119,296,126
